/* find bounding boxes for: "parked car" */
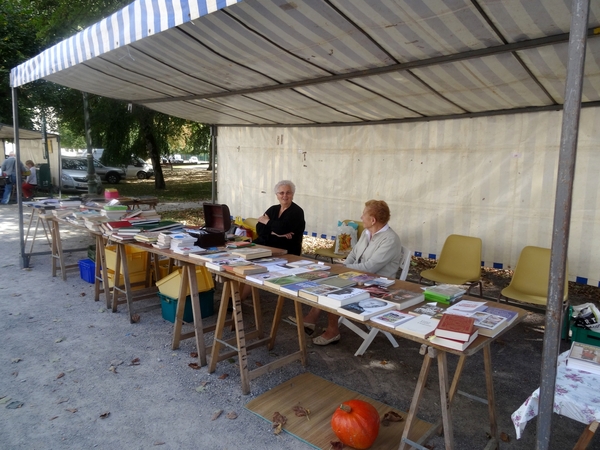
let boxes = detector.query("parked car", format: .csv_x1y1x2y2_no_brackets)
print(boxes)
188,156,199,164
125,157,154,179
60,158,103,194
172,154,184,164
62,156,126,184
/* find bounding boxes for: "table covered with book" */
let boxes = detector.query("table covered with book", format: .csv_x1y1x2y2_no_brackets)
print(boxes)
199,252,527,450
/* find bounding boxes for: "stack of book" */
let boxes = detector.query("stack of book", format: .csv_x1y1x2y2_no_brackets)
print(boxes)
394,315,440,339
170,233,197,251
382,289,424,310
317,286,371,308
230,247,272,260
133,231,161,244
423,284,466,304
566,341,600,375
123,209,161,225
429,314,478,350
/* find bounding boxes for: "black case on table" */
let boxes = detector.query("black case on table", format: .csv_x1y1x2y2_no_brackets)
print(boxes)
189,203,231,248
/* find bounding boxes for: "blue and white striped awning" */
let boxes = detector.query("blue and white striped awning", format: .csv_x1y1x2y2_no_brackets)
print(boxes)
10,0,600,126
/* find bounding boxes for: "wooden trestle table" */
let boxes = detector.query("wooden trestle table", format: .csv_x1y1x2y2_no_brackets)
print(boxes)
205,254,527,450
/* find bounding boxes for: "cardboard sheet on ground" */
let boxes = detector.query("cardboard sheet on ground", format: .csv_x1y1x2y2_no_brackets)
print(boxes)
245,372,432,449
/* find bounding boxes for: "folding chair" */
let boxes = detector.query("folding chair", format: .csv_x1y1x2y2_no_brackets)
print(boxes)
339,245,412,356
419,234,483,297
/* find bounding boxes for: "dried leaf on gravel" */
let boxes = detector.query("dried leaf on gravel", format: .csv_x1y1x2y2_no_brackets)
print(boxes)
108,366,118,373
49,416,58,421
330,441,344,449
65,408,77,413
0,397,11,404
11,358,21,363
153,442,165,446
500,432,510,442
79,292,86,297
188,363,200,370
130,358,140,366
226,411,237,420
110,360,124,366
381,411,403,426
211,409,223,420
99,411,110,419
12,371,18,377
272,411,287,434
218,373,228,379
6,401,24,409
56,373,65,379
131,314,141,323
292,405,310,420
190,352,198,358
57,398,68,404
55,338,64,343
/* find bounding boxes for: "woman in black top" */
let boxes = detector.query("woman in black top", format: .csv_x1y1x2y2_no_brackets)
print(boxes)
255,180,305,255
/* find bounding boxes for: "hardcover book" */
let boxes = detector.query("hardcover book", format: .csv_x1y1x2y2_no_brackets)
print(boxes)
315,276,357,289
337,298,396,321
230,247,273,260
395,316,440,339
280,280,321,296
482,306,519,326
245,270,292,285
298,284,342,302
263,275,308,290
429,330,479,351
445,300,488,314
370,310,414,328
318,287,370,308
205,257,248,272
434,314,476,342
469,311,508,338
423,284,466,303
231,264,268,276
382,289,425,310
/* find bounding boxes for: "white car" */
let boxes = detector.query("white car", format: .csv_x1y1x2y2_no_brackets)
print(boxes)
188,156,199,164
125,157,154,179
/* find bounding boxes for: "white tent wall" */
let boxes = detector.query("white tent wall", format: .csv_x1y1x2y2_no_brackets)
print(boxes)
218,108,600,287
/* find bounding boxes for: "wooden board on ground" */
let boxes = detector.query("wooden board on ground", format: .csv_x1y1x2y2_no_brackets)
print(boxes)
245,372,432,449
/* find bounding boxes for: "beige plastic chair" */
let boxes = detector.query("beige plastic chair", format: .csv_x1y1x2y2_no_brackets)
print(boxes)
419,234,483,297
314,220,364,263
499,246,568,306
339,246,412,356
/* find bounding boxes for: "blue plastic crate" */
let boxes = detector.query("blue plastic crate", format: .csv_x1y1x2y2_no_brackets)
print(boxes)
158,289,215,323
78,259,95,284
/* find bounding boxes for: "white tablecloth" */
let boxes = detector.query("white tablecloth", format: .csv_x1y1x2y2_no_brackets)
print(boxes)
511,351,600,439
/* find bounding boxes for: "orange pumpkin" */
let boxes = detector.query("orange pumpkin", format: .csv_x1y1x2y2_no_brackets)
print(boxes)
331,399,380,449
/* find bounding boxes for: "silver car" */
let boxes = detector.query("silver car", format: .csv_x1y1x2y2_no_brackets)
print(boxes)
60,160,103,194
62,157,126,184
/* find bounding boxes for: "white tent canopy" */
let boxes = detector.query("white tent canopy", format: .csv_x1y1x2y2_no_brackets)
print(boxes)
10,2,596,448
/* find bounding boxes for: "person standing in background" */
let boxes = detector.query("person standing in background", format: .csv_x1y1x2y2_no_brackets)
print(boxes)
1,152,26,205
22,160,37,200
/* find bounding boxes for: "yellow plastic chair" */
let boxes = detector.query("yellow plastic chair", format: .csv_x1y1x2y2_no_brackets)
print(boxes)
499,246,568,306
339,245,412,356
419,234,483,297
242,217,258,240
314,220,364,263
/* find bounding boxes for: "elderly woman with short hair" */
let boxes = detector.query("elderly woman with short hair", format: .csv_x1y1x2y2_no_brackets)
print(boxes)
292,199,403,345
255,180,305,256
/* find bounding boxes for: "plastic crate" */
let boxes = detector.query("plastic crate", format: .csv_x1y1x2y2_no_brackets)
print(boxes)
156,267,214,298
105,244,148,273
158,259,174,280
158,289,215,323
570,321,600,346
106,269,148,289
78,259,95,284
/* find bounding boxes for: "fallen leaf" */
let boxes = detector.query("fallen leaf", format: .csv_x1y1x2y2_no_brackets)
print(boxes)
12,371,18,377
188,363,200,370
98,308,105,313
57,398,68,404
330,441,344,450
500,432,510,442
0,397,11,405
380,360,388,365
190,352,198,358
55,338,64,343
99,411,110,419
381,411,404,426
108,366,117,373
272,411,287,434
65,408,77,413
292,405,310,420
79,292,86,297
131,314,140,323
11,358,21,363
110,360,124,367
49,416,59,421
6,401,24,409
153,442,165,446
255,361,263,367
130,358,140,366
56,373,65,379
195,385,206,393
211,409,223,421
226,411,237,420
218,373,228,380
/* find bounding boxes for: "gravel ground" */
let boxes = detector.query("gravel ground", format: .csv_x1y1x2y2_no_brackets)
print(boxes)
0,203,595,450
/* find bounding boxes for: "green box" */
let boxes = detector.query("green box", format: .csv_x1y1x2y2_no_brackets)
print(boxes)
570,322,600,346
158,289,214,323
87,245,96,263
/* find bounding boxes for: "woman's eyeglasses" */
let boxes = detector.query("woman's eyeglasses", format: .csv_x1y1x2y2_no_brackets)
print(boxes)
276,191,292,196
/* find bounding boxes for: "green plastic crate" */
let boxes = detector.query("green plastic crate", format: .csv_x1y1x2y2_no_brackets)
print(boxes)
158,289,214,323
567,306,600,345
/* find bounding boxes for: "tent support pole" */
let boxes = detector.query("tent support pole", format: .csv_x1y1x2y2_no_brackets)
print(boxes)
12,87,29,269
211,125,217,203
536,0,590,448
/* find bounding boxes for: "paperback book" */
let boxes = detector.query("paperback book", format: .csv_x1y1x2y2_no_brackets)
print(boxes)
409,303,444,317
280,280,321,296
263,275,308,290
231,264,268,276
318,287,371,308
567,341,600,375
362,285,391,298
337,271,377,284
370,310,414,328
363,277,396,288
205,257,248,272
423,284,466,303
298,284,343,302
295,271,333,281
469,311,508,338
337,298,396,321
382,289,425,310
230,247,272,260
315,276,357,289
395,315,440,339
445,300,488,315
245,270,293,285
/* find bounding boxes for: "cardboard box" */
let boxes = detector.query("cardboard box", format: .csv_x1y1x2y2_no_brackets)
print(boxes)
158,290,215,323
79,259,95,284
155,266,214,298
188,203,231,248
105,244,148,273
